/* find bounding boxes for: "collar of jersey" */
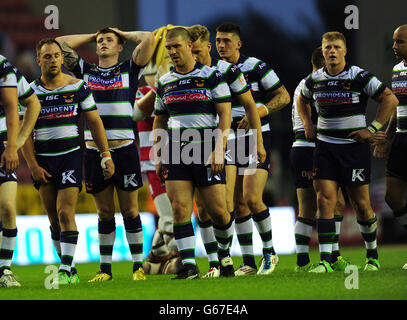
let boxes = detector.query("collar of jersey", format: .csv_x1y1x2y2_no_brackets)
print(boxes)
322,63,352,78
171,61,204,76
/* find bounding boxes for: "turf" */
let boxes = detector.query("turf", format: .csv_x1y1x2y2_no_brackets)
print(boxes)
1,245,406,300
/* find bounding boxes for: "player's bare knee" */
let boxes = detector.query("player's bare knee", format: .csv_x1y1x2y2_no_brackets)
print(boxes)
121,208,139,220
0,202,15,222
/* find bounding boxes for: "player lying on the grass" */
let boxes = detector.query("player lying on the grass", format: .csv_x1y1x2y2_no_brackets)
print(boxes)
0,54,41,288
187,24,266,278
55,26,154,282
21,39,114,286
290,46,348,272
215,22,291,276
297,31,399,273
153,27,235,279
374,24,407,270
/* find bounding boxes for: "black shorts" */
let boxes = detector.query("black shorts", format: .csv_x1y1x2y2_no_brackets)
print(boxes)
386,133,407,181
225,130,271,172
290,146,314,189
33,149,83,191
84,143,143,194
313,140,371,186
0,144,18,184
163,163,226,187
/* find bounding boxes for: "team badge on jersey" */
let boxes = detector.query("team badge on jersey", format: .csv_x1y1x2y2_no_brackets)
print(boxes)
63,93,75,103
342,81,351,90
113,67,121,76
195,79,205,87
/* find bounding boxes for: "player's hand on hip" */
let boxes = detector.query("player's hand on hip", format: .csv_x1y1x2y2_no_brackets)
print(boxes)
32,166,52,184
1,145,19,175
347,128,371,143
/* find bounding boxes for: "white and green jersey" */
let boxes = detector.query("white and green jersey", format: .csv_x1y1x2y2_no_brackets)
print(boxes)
301,64,386,144
0,54,35,141
30,79,97,156
392,61,407,133
291,77,318,147
233,54,283,132
155,61,231,142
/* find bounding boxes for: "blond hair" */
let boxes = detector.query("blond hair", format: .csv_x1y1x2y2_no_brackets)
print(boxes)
188,25,210,43
322,31,347,47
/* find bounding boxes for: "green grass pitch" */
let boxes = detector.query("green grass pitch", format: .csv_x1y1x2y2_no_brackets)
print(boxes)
1,245,406,300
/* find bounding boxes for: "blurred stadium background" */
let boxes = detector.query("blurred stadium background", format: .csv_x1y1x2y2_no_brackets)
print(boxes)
1,0,407,265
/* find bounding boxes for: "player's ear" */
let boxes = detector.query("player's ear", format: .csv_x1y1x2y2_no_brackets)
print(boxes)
208,42,212,52
237,40,242,50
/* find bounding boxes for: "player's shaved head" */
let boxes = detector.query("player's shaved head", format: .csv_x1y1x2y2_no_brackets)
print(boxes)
393,24,407,61
166,27,191,42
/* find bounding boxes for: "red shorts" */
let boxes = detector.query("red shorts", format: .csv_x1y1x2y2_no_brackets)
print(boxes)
147,170,167,199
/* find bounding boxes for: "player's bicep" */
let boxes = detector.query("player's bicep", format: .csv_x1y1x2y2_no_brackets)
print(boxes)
0,87,19,110
61,41,80,71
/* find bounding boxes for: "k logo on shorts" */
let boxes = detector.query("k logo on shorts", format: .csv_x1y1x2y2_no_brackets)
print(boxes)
352,169,365,182
62,170,76,184
124,174,138,188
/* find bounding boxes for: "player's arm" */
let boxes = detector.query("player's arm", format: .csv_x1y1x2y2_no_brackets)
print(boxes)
264,85,291,114
111,28,155,66
17,93,41,150
236,91,266,164
21,135,51,184
133,90,156,121
84,110,115,179
0,87,19,174
152,113,169,183
210,101,231,176
296,94,315,142
349,87,399,143
55,34,96,71
373,108,397,158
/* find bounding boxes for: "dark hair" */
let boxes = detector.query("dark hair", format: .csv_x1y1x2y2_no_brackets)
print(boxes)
216,23,241,38
311,46,325,69
165,27,191,41
36,38,63,56
96,27,125,44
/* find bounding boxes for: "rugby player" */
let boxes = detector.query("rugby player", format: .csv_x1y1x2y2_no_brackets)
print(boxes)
153,27,235,279
21,39,114,285
290,47,347,272
373,24,407,270
215,23,291,275
135,61,182,275
0,54,41,287
297,31,398,272
187,24,266,277
55,27,154,281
